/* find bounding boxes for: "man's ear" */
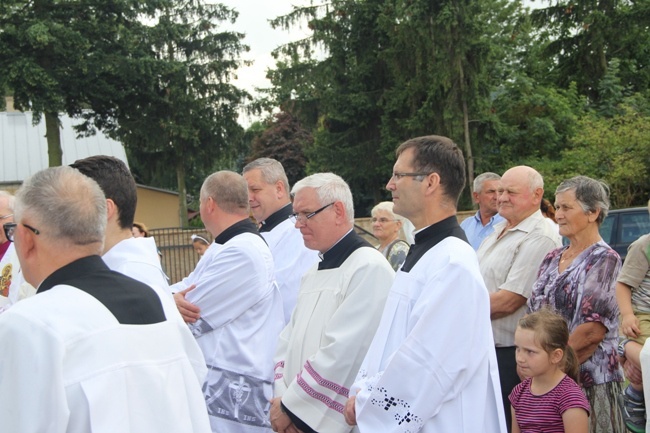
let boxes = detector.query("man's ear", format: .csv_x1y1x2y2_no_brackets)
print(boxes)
472,191,480,204
275,180,285,199
424,172,441,196
332,201,346,224
106,199,118,221
16,223,37,261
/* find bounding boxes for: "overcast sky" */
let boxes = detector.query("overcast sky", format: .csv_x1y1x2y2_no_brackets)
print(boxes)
218,1,312,124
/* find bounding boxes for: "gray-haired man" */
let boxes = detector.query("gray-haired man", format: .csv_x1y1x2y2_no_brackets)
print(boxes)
0,166,210,432
460,172,504,250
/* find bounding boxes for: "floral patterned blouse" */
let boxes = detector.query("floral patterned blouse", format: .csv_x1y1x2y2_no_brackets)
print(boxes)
527,241,623,388
379,239,410,272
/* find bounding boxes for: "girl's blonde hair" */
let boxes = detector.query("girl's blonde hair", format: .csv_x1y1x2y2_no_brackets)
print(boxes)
518,308,580,383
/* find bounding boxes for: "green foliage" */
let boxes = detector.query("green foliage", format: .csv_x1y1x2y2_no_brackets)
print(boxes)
1,0,249,225
267,0,398,213
530,0,650,103
246,112,311,187
481,77,585,170
526,103,650,207
265,0,523,214
0,0,160,164
108,1,250,224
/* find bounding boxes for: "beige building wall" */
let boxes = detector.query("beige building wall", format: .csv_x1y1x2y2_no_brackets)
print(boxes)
2,183,180,230
134,185,180,229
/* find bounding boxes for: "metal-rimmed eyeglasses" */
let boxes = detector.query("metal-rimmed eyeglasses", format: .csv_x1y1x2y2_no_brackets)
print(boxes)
391,172,432,181
3,222,40,242
371,217,397,224
289,202,335,224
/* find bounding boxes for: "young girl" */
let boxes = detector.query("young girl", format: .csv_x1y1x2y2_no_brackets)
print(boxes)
509,309,590,433
191,234,210,257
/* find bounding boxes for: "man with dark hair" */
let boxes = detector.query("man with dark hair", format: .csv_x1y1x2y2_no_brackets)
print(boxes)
243,158,318,323
70,156,169,293
346,135,506,432
173,171,284,433
0,166,210,432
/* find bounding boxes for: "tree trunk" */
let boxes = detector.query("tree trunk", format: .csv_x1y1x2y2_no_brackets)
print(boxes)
176,157,188,228
457,59,474,195
45,112,63,166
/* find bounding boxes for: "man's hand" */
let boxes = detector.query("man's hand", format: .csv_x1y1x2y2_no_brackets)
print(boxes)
344,396,357,426
173,285,201,323
270,397,299,433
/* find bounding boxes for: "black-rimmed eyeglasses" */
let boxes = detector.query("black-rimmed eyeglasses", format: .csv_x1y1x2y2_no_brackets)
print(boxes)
3,222,40,242
289,202,335,224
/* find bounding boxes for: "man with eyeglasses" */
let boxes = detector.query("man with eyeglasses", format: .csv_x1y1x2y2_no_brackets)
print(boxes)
345,136,506,433
243,158,318,324
0,166,211,432
270,173,394,433
172,170,284,433
0,191,34,310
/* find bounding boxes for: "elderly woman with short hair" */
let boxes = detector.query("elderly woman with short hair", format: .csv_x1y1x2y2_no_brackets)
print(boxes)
527,176,624,433
370,201,410,271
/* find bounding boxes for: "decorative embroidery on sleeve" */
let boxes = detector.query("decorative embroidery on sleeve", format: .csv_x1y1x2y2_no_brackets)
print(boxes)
274,361,284,381
370,386,423,432
296,372,346,413
304,360,350,397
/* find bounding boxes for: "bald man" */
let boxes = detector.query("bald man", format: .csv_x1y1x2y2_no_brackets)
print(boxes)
477,165,562,431
172,171,284,433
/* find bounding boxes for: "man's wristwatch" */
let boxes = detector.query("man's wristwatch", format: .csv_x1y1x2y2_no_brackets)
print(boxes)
618,338,632,358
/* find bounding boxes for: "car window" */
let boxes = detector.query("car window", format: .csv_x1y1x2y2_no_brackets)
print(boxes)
599,214,615,244
620,211,650,243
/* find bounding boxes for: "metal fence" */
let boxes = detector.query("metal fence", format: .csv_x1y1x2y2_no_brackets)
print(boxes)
151,213,473,283
149,227,210,285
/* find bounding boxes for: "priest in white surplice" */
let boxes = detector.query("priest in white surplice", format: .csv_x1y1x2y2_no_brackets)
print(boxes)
243,158,319,323
172,171,285,433
270,173,394,433
0,167,211,433
70,156,173,301
345,136,507,433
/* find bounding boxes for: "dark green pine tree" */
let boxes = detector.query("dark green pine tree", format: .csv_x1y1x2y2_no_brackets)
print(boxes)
106,1,250,225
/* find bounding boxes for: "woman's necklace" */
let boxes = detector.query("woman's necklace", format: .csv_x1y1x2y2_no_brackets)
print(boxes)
560,245,589,264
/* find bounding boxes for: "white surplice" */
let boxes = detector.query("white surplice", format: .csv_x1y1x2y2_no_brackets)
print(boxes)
353,236,507,433
274,245,394,433
261,217,319,324
171,229,284,433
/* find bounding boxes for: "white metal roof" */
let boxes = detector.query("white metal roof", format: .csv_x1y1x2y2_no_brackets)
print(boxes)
0,111,128,183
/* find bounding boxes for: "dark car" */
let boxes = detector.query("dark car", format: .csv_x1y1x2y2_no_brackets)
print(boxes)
599,207,650,261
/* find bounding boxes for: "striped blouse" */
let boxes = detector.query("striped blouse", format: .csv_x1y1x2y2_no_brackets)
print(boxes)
509,375,590,432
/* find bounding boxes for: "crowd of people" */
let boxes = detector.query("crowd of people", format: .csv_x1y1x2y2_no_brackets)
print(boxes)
0,135,648,433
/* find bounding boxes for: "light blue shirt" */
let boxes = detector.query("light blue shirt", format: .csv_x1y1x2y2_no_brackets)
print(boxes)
460,211,505,250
